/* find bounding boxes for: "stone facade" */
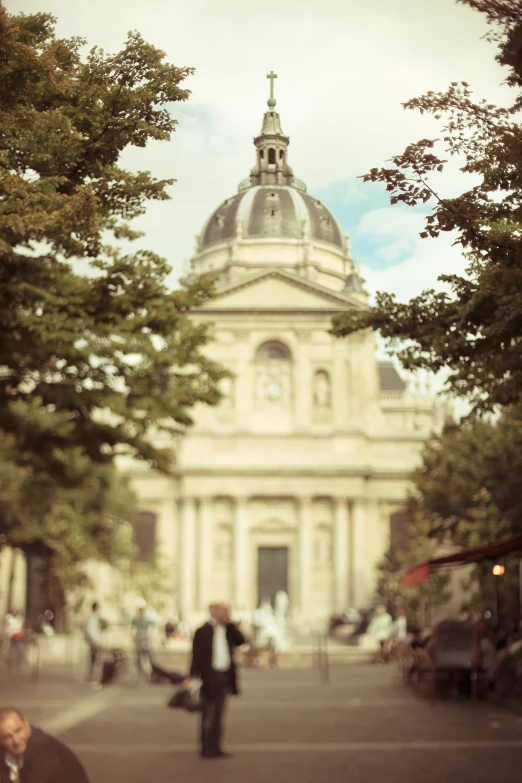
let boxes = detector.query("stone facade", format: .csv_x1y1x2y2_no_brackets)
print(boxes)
122,91,440,627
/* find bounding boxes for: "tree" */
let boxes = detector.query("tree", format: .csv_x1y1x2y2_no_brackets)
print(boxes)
0,429,138,628
376,514,451,628
331,0,522,412
0,9,226,480
0,9,226,612
404,409,522,617
412,410,522,539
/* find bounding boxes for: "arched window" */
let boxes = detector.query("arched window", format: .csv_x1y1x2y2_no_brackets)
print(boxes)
255,341,291,361
134,511,157,563
268,148,276,165
259,150,264,160
279,150,284,160
254,341,292,405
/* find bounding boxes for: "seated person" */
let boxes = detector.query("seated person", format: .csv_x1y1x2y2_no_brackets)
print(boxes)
0,707,90,782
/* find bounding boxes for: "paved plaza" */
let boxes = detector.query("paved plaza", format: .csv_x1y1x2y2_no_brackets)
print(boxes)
3,664,522,783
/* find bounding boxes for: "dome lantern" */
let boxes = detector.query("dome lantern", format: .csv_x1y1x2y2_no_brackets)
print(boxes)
248,71,297,190
194,75,347,264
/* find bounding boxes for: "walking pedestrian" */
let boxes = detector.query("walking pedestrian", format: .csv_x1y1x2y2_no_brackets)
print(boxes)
189,602,246,759
0,706,90,782
131,607,156,683
83,602,102,685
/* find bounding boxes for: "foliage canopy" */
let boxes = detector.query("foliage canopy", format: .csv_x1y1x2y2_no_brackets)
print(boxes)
0,10,224,582
332,0,522,412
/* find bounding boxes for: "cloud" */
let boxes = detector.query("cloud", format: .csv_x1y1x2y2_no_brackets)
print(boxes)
6,0,511,298
359,206,467,302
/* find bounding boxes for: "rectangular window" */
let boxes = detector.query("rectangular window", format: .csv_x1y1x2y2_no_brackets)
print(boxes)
133,511,157,563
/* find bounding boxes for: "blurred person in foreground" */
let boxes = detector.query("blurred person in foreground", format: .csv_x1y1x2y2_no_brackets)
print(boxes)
189,603,245,759
0,707,90,782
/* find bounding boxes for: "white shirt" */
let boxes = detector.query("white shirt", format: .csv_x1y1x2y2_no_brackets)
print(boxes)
5,752,21,781
393,615,408,641
211,621,231,671
85,611,101,645
4,614,23,639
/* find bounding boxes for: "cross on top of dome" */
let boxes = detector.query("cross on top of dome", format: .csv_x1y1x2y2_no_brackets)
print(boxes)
246,72,299,189
267,70,277,112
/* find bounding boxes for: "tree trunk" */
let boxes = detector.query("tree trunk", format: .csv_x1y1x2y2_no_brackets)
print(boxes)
53,584,68,633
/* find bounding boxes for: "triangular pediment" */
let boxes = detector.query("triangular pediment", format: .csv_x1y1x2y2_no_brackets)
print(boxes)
199,270,363,311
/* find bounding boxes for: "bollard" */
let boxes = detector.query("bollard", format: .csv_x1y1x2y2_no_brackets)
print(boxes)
316,634,329,684
321,634,330,684
316,633,322,675
33,638,41,684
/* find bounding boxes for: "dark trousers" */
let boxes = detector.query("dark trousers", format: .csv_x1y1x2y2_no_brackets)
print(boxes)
87,644,98,681
200,670,230,756
7,639,24,670
135,647,154,681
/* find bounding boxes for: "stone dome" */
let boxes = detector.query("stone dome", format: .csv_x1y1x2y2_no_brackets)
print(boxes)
199,185,344,251
196,76,346,256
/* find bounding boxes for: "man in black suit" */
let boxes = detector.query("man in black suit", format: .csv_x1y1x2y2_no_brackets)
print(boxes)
0,707,90,782
190,602,246,759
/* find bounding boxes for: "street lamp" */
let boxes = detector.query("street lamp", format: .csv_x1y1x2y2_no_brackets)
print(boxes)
492,563,505,628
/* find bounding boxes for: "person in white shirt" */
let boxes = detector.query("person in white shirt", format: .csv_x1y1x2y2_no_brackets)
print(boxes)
83,602,102,684
189,603,246,759
3,609,24,670
393,608,408,642
391,607,410,665
131,607,156,683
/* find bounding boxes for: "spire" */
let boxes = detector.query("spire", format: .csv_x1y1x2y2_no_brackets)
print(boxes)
267,70,277,111
343,258,368,296
247,72,298,189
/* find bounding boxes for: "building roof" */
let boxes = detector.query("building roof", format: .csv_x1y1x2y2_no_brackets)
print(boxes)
199,186,344,250
378,361,406,392
198,77,346,254
343,272,366,293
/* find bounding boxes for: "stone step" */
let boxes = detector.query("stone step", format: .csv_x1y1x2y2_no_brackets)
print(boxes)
153,645,373,671
26,635,374,670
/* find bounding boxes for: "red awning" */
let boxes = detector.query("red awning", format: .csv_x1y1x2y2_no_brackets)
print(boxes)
401,560,431,587
400,535,522,587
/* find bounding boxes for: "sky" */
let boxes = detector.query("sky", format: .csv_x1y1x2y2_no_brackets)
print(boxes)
6,0,512,303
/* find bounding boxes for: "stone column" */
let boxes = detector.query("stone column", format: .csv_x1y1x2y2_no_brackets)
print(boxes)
350,499,366,608
233,497,249,610
198,497,213,610
234,334,251,430
334,497,349,610
179,497,197,613
298,496,313,615
332,338,349,429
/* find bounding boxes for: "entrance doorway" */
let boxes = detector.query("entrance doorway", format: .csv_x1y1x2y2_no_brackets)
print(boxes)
257,547,288,607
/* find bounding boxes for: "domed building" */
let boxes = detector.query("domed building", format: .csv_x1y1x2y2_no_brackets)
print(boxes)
128,77,438,626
